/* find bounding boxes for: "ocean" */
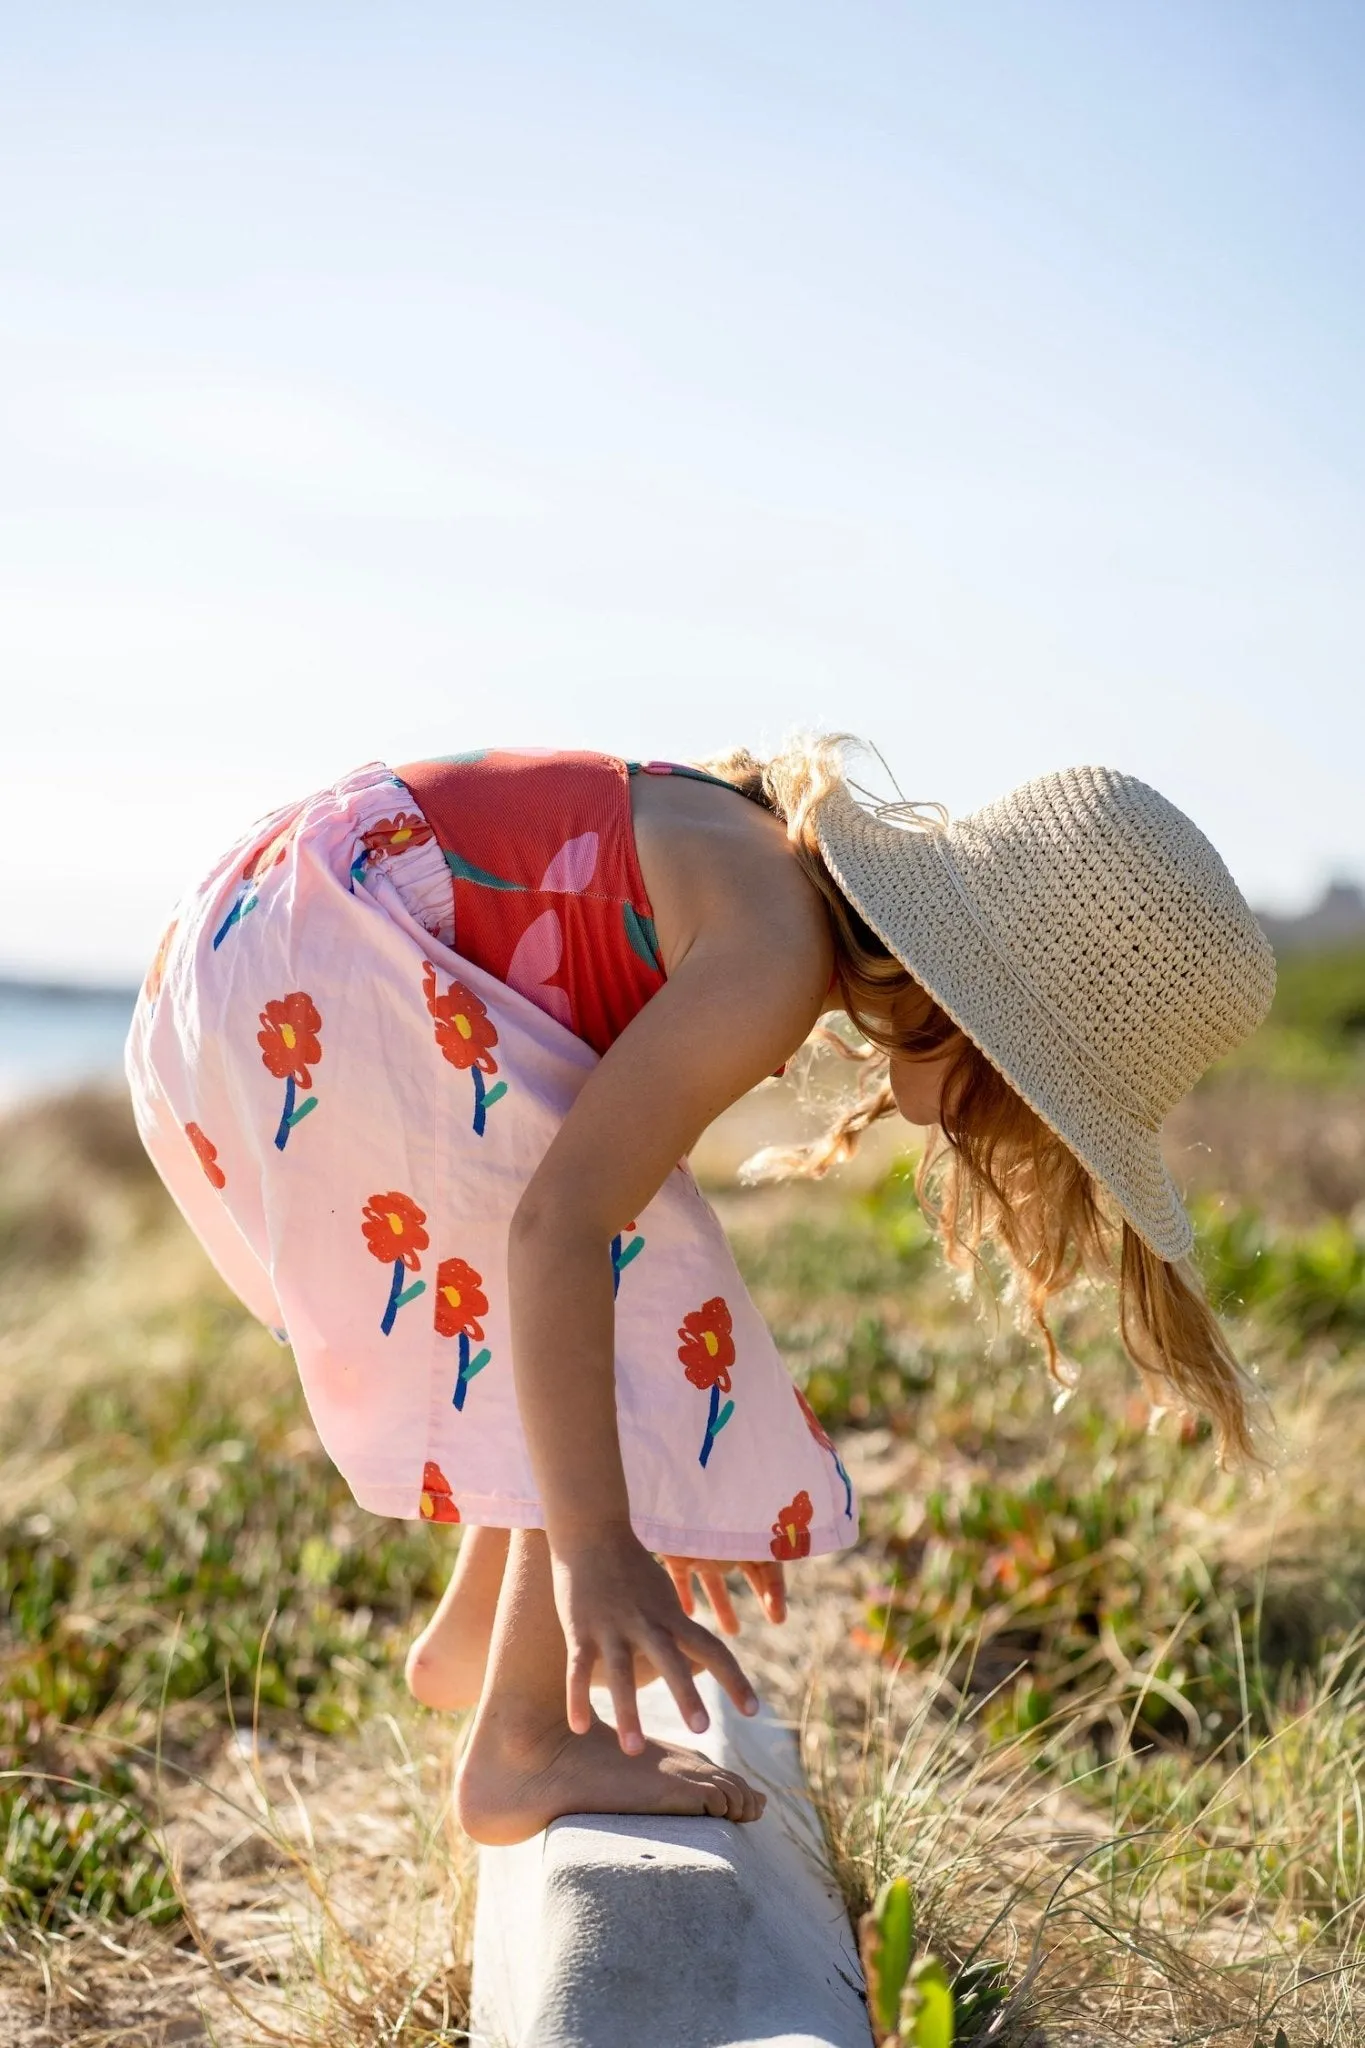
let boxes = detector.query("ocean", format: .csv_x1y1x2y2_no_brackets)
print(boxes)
0,982,139,1106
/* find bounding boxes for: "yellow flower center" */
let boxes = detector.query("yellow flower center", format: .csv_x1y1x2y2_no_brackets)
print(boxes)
280,1023,297,1049
391,828,412,846
443,1286,461,1309
785,1523,796,1543
454,1013,472,1039
419,1491,434,1517
387,1211,404,1234
703,1330,719,1357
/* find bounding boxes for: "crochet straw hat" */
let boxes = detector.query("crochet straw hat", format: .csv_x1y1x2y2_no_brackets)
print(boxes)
814,757,1277,1261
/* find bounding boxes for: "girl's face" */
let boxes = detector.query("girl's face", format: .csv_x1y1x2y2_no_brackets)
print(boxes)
888,1045,958,1127
881,977,961,1128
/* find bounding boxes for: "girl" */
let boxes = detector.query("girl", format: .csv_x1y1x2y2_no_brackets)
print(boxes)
126,738,1275,1845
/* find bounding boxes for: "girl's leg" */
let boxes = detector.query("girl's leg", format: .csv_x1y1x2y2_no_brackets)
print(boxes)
455,1530,765,1846
406,1526,511,1711
408,1526,709,1714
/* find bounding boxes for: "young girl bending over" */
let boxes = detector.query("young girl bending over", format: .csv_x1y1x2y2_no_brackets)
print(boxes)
127,738,1275,1844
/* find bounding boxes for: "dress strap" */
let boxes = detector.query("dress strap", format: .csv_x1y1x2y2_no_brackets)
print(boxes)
625,760,741,792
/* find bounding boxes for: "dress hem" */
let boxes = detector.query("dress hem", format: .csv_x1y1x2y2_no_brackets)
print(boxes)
352,1482,858,1562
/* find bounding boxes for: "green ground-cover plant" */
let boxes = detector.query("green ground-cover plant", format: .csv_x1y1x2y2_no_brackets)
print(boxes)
1220,941,1365,1082
0,1097,452,1933
1197,1199,1365,1351
864,1466,1245,1750
1259,943,1365,1046
3,1361,445,1928
733,1151,1365,1771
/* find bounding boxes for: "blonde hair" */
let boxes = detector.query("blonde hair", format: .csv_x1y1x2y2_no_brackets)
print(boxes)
699,736,1261,1466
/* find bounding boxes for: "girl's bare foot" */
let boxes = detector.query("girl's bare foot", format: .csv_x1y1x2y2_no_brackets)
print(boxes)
454,1528,765,1843
406,1526,509,1711
405,1624,488,1712
456,1707,765,1847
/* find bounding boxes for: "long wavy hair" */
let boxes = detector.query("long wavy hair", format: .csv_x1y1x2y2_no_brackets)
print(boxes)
699,736,1261,1466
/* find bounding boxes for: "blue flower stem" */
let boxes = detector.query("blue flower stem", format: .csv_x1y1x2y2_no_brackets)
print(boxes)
453,1330,470,1411
212,888,254,949
699,1382,721,1468
471,1065,487,1136
273,1074,296,1151
611,1234,644,1295
836,1454,854,1520
380,1259,405,1336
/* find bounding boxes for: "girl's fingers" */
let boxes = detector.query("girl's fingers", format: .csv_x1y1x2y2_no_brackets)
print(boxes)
602,1642,645,1755
646,1631,710,1735
697,1567,738,1635
680,1618,760,1720
565,1639,596,1736
665,1559,697,1617
742,1560,787,1623
662,1557,778,1630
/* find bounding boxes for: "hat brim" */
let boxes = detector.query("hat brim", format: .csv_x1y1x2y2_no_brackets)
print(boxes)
815,783,1194,1262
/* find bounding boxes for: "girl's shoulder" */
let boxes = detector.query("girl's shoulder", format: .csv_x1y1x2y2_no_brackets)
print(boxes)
629,764,831,990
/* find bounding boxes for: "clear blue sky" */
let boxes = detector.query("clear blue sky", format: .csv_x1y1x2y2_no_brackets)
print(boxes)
4,3,1363,980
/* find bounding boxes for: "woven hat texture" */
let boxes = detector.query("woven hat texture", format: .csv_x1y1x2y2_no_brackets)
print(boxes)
814,760,1277,1260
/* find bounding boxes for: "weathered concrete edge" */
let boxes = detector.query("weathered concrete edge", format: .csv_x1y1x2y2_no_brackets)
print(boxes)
471,1674,872,2048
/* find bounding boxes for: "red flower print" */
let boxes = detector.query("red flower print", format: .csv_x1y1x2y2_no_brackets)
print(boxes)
244,813,301,883
418,1460,460,1524
677,1297,735,1393
257,992,323,1087
434,1257,488,1340
770,1490,814,1561
795,1384,834,1453
422,962,499,1075
362,812,434,860
213,810,303,949
185,1121,226,1190
795,1383,855,1523
361,1191,429,1270
144,919,177,1003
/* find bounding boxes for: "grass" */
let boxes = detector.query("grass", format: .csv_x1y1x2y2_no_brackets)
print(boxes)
0,1090,472,2042
4,1031,1365,2042
721,1077,1365,2043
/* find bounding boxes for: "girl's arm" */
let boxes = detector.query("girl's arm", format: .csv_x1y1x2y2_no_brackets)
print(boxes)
509,915,830,1754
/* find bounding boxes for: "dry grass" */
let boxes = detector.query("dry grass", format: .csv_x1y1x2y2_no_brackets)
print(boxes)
9,1714,475,2047
793,1634,1365,2045
5,1064,1365,2044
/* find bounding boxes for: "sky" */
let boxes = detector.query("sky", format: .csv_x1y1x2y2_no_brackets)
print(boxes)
4,2,1363,982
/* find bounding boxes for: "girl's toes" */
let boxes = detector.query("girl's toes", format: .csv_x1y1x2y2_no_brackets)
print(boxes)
736,1777,763,1823
721,1770,754,1821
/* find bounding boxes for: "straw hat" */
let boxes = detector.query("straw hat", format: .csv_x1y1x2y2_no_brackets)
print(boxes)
814,759,1277,1261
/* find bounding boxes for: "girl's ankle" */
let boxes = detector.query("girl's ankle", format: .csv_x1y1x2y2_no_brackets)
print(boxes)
469,1696,578,1766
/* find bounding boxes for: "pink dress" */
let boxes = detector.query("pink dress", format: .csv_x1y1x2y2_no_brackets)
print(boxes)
124,756,856,1561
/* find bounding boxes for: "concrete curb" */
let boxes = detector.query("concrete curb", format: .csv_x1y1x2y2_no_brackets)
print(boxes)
471,1674,872,2048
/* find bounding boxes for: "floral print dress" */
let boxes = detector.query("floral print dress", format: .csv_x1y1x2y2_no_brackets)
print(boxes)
124,755,857,1561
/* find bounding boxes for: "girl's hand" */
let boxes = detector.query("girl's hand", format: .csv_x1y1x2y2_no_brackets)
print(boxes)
662,1556,787,1635
551,1529,760,1755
